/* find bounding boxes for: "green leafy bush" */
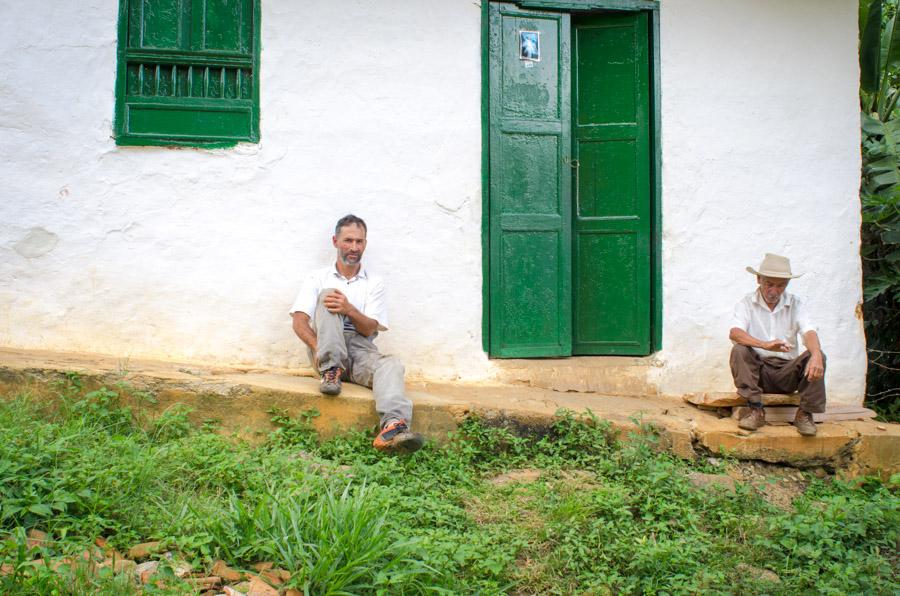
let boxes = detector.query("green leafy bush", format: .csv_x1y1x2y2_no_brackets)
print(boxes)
859,0,900,420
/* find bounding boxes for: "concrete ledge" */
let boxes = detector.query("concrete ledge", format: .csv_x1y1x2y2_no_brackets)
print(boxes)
0,348,896,477
493,355,659,395
693,417,858,467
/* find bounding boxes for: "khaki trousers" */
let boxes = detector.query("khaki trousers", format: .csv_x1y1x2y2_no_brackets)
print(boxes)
729,345,826,413
309,289,413,427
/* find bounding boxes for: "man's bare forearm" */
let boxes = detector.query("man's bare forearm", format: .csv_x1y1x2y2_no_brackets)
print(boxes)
729,328,792,353
345,307,378,337
802,331,825,380
292,312,317,351
803,330,822,356
730,327,767,349
321,289,379,337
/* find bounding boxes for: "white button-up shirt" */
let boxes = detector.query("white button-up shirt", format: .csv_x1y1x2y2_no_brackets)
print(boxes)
290,265,389,332
730,290,816,360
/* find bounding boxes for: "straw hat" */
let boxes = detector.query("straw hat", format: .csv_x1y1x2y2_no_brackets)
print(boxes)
746,253,802,279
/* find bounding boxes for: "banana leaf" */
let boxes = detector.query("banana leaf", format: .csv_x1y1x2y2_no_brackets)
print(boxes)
861,0,884,93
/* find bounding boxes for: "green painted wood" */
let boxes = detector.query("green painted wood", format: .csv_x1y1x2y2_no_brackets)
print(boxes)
125,49,251,68
572,11,651,355
488,3,572,357
124,99,253,137
481,0,491,353
135,0,185,49
115,0,259,146
200,0,249,52
515,0,659,10
650,9,662,352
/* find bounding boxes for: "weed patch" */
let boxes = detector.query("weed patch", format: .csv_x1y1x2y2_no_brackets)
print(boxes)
0,384,897,594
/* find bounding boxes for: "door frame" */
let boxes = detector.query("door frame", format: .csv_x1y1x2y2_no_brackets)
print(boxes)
480,0,662,356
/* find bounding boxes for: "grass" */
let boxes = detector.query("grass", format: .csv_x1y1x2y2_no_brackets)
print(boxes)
0,376,897,594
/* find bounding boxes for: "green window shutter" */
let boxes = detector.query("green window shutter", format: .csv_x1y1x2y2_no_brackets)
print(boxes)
114,0,260,147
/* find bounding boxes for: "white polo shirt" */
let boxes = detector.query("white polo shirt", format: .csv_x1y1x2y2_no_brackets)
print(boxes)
290,265,389,332
730,290,816,360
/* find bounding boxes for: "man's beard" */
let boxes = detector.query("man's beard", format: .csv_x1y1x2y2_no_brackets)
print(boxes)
338,250,361,266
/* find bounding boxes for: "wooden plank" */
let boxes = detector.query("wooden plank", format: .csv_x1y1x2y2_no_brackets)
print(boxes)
126,48,253,68
684,392,802,407
732,405,877,424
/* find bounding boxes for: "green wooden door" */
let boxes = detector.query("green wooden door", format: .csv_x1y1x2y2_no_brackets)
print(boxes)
571,12,651,355
488,3,572,357
487,6,652,357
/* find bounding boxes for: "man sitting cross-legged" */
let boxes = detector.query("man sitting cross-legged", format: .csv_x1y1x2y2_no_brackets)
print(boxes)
729,253,826,436
290,214,423,453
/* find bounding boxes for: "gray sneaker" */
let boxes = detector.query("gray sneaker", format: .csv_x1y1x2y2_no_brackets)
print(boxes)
793,409,817,436
320,367,343,395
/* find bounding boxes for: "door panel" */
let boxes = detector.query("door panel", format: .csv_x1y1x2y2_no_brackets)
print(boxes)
572,12,651,355
499,133,561,214
576,140,637,217
575,232,640,345
489,3,572,357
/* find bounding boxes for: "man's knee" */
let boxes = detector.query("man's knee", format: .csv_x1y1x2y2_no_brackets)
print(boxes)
317,288,338,305
730,344,756,363
377,355,405,377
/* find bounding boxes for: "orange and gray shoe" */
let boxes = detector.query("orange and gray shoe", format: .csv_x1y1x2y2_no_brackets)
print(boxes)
373,419,424,454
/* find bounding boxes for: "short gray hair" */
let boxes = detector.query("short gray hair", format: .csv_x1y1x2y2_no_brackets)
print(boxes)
335,214,367,236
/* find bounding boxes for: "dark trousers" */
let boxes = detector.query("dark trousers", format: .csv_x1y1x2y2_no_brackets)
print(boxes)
729,345,826,413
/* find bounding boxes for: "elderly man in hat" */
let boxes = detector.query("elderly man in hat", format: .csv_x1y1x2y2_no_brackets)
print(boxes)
728,253,826,436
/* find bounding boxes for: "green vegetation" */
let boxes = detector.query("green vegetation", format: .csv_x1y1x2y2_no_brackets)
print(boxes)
859,0,900,420
1,378,897,594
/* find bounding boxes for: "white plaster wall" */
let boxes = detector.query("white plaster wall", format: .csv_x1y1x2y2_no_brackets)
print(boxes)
0,0,490,379
0,1,866,403
656,0,866,403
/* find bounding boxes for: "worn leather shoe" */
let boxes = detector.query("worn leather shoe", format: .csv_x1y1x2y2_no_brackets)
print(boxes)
793,409,817,436
737,406,766,431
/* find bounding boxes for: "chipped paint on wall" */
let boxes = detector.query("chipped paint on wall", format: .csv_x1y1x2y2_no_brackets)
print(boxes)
14,228,59,259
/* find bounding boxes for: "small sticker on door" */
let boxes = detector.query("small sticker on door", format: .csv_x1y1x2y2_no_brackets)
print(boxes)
519,30,540,62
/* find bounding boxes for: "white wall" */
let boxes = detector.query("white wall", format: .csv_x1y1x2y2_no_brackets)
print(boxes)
0,0,866,403
0,0,489,379
656,0,866,403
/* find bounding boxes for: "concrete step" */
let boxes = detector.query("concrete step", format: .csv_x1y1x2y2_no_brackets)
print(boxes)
493,355,660,395
0,347,896,477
